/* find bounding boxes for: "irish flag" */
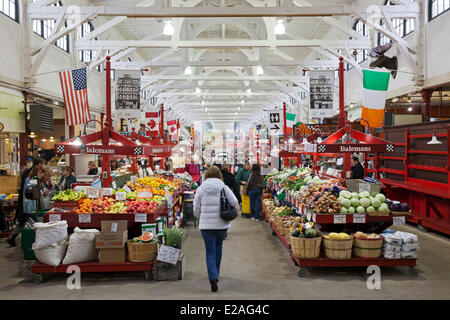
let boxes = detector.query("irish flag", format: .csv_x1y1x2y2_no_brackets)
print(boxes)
286,112,296,135
361,69,390,128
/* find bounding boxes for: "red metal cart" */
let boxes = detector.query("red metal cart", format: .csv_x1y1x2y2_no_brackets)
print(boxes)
31,260,154,283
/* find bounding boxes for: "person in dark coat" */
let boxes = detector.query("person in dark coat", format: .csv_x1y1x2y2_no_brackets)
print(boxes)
247,164,264,221
351,156,365,179
8,157,45,246
59,166,77,191
221,165,240,203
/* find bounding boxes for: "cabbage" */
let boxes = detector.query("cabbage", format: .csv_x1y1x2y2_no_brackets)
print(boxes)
379,203,389,212
341,198,352,208
356,206,366,214
369,196,375,202
371,198,381,208
366,206,375,213
347,206,355,214
359,191,370,198
375,193,386,203
351,198,360,207
351,192,359,199
340,207,348,214
360,197,371,208
340,190,352,199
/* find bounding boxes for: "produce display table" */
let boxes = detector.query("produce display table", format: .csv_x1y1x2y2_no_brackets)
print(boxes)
31,261,154,283
263,196,417,278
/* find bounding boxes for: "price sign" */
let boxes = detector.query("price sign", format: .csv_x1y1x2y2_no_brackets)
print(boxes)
307,212,311,221
137,188,153,199
393,216,406,226
115,192,126,201
123,186,132,193
157,245,181,265
353,214,366,224
111,181,117,190
130,175,137,183
49,214,61,222
78,214,91,223
88,188,101,199
102,188,113,196
312,213,317,223
135,213,147,223
111,222,118,232
333,214,346,224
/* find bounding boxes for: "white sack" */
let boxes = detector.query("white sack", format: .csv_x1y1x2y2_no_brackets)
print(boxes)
32,221,68,250
34,240,68,267
384,244,402,253
62,227,99,265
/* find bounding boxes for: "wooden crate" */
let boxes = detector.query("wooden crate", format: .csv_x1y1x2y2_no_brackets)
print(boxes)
153,252,185,281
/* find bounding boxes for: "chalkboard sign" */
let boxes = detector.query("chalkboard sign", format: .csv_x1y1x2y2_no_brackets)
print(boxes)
156,245,181,265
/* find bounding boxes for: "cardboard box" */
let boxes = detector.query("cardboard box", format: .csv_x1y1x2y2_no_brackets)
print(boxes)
95,220,128,249
99,248,126,263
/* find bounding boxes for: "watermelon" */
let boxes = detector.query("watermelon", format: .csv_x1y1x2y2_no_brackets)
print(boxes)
137,232,153,242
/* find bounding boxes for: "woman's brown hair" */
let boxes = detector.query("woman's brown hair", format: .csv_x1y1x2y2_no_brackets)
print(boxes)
28,165,44,178
204,165,223,181
251,164,261,174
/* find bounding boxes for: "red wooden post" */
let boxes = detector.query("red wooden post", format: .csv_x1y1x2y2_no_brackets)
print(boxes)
447,125,450,187
101,56,113,187
338,57,345,129
283,102,289,167
363,152,367,177
160,104,164,138
69,125,76,172
405,128,409,183
420,89,432,123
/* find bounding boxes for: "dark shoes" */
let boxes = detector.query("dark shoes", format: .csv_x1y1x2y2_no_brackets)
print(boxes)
210,280,218,292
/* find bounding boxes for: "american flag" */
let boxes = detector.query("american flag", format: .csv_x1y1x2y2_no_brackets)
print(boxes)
58,67,90,126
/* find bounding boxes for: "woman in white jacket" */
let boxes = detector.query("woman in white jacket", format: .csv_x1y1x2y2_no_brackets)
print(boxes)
194,165,238,292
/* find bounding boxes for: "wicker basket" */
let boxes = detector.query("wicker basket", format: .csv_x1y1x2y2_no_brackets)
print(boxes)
323,236,354,260
367,210,390,216
127,240,158,262
353,236,383,258
391,210,411,216
290,236,322,259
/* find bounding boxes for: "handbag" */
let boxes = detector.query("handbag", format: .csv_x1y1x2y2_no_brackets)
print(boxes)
220,188,238,222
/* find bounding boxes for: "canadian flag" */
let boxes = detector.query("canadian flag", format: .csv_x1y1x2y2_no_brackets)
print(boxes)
144,112,159,137
167,120,178,141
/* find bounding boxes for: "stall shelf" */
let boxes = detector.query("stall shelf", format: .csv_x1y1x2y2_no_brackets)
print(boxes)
262,205,417,278
378,121,450,235
31,261,154,283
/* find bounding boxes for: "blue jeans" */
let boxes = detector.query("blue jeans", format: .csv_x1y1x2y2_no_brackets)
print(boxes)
248,189,262,219
201,229,228,281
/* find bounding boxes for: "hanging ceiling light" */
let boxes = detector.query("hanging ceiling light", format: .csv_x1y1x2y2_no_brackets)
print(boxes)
195,87,201,94
184,66,192,75
408,107,413,112
71,137,82,146
256,66,264,75
49,136,54,142
28,131,36,138
274,19,286,35
163,20,175,35
427,127,442,145
246,88,252,94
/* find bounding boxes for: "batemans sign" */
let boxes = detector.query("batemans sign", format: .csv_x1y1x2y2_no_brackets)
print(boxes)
317,144,394,153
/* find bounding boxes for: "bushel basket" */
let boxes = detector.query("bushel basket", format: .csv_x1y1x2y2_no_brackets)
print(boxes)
353,236,383,258
290,236,321,259
127,241,158,262
323,236,353,260
390,210,411,216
